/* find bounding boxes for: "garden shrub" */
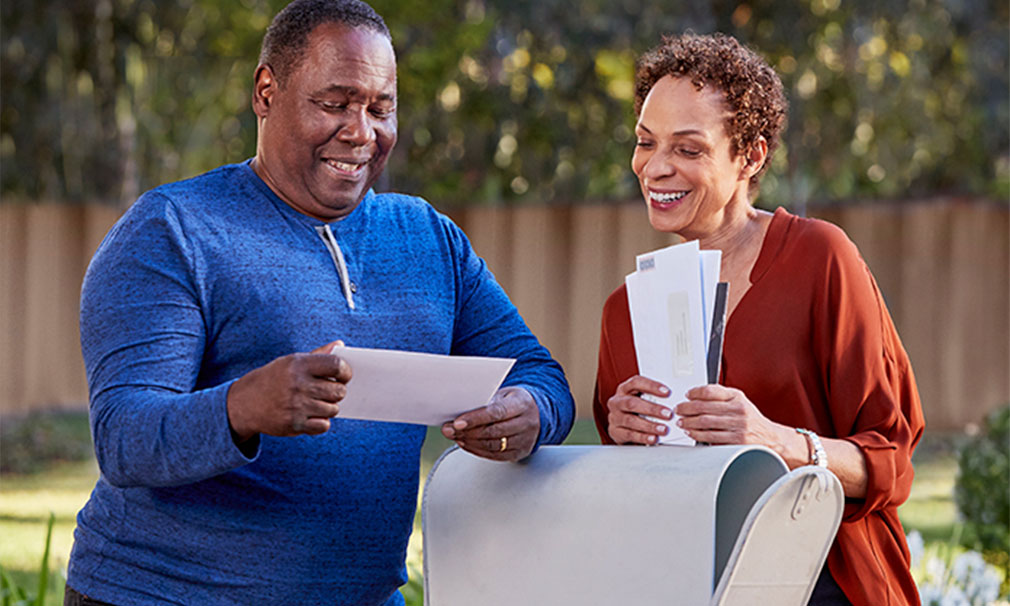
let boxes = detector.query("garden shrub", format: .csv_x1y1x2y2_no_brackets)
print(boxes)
0,410,92,474
954,405,1010,582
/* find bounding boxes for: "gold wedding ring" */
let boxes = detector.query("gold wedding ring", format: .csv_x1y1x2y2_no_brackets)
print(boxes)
499,436,508,452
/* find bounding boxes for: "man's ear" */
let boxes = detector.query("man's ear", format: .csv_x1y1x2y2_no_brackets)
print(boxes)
740,136,769,181
252,64,277,118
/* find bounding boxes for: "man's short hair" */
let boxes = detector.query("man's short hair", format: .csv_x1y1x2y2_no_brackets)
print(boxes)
635,32,788,186
259,0,391,86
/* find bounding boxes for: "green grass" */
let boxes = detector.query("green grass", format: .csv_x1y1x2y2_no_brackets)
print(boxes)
900,443,960,544
0,458,97,606
0,419,962,605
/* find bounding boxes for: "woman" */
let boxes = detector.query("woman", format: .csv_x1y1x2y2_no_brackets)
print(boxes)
593,33,924,606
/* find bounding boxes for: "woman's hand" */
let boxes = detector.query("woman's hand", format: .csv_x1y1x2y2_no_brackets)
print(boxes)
677,384,869,497
675,384,787,447
606,375,674,445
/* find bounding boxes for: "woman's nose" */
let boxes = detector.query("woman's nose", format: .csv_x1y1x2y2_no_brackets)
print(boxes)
643,151,676,180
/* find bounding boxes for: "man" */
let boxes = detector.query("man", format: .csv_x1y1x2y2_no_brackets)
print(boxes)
65,1,574,604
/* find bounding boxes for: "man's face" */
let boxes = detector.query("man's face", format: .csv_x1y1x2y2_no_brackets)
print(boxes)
252,22,397,221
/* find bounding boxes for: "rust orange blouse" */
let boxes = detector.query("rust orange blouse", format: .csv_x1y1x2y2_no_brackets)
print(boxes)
593,208,925,606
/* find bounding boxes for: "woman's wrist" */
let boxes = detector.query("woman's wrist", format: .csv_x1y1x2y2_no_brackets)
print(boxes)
771,423,809,468
795,427,829,467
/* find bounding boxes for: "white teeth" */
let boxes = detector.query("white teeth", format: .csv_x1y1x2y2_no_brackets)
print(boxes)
328,160,362,172
650,191,687,203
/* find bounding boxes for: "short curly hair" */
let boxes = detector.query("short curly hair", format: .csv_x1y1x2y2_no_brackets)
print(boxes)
635,33,788,187
259,0,391,87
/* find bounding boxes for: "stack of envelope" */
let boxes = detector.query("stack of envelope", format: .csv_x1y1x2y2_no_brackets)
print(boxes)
625,240,727,445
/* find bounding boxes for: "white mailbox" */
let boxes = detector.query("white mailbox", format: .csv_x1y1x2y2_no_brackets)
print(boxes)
422,445,842,606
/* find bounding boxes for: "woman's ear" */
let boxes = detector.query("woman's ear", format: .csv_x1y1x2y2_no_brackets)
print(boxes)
741,136,769,180
252,64,277,118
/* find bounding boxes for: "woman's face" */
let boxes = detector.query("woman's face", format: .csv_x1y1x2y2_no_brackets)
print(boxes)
632,75,751,239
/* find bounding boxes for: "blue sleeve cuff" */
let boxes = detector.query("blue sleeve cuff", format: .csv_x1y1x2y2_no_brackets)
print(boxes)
220,379,261,463
511,383,572,456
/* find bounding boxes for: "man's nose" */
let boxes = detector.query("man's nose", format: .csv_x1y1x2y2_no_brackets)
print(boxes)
337,106,376,147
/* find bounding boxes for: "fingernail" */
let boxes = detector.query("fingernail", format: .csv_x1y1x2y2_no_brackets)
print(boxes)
655,424,666,433
648,435,657,444
442,426,455,438
676,419,684,427
661,408,673,419
659,386,670,395
453,419,468,430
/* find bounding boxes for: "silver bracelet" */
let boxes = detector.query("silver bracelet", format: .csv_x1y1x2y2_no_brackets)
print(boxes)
795,427,828,468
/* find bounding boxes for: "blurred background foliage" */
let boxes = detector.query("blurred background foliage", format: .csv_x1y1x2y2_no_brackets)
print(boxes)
954,405,1010,580
2,0,1007,208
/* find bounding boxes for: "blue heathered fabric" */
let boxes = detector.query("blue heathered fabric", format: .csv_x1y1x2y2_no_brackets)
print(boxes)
68,160,575,605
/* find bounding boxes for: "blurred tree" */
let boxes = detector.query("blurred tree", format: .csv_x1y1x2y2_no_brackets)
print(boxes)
1,0,1007,207
1,0,270,203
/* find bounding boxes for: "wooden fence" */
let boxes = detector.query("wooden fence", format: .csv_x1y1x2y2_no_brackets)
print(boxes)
2,198,1007,430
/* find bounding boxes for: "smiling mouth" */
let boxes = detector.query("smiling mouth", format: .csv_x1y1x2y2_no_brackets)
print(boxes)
324,158,366,176
649,190,689,205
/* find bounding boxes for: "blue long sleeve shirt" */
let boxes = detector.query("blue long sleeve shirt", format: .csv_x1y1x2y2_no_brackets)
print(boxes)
68,161,574,605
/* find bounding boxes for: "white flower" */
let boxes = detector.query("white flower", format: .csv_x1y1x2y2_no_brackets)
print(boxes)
909,532,1006,606
952,551,987,585
943,584,970,606
927,555,949,582
908,530,925,569
966,565,1001,604
919,581,944,605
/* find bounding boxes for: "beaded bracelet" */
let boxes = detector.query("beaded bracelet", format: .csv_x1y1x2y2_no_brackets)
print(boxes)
795,427,828,468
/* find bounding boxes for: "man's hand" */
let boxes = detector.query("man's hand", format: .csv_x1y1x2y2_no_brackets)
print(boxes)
226,340,352,442
441,386,540,462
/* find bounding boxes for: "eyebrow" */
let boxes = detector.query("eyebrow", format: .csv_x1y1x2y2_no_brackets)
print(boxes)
636,124,707,137
315,84,395,102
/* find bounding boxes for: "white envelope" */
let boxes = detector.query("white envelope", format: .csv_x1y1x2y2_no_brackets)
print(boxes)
329,346,515,426
626,240,718,445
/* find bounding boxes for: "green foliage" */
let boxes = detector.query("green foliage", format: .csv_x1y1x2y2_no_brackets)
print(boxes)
401,561,424,606
954,405,1010,581
0,0,273,202
0,513,55,606
0,412,93,474
2,1,1006,206
0,569,28,606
